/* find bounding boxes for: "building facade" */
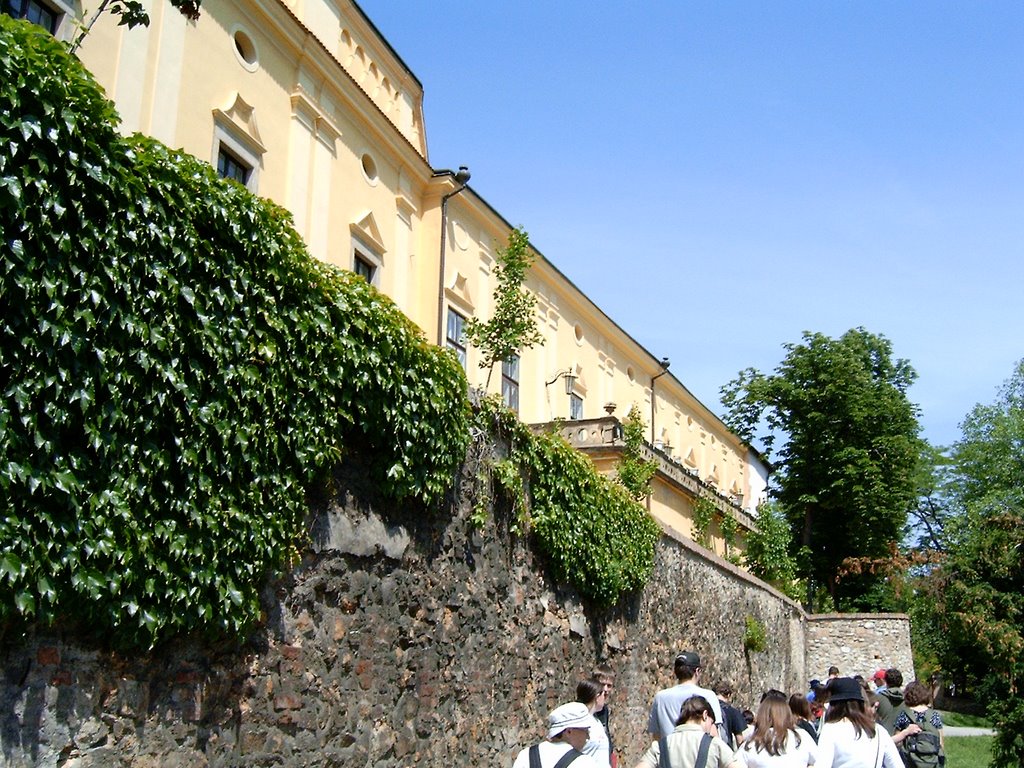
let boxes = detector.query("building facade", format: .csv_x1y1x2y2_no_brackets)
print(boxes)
10,0,769,556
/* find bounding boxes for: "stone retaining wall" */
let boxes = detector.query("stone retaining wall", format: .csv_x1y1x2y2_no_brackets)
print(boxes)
0,459,913,766
805,613,914,683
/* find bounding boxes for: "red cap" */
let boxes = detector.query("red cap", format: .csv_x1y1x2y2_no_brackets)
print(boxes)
873,669,886,682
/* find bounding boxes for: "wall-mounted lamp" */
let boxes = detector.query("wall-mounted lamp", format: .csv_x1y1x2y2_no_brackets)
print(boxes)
546,369,577,395
436,166,471,345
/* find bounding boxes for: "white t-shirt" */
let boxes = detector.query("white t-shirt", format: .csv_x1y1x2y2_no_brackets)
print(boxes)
581,714,611,768
816,719,902,768
736,729,816,767
512,741,599,768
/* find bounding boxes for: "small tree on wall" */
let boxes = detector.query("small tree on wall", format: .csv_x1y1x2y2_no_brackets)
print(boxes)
70,0,201,54
464,227,544,388
617,405,657,501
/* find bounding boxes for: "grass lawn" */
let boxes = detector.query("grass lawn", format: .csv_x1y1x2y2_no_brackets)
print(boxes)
944,735,996,766
939,709,992,728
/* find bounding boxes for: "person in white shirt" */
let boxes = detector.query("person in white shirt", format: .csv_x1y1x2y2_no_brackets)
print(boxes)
576,680,611,768
816,678,902,768
512,702,600,768
735,690,816,767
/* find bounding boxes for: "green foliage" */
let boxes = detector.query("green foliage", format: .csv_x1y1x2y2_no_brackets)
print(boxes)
928,359,1024,766
464,227,544,387
905,441,953,553
692,496,716,549
473,455,527,532
616,404,657,501
492,457,526,516
720,511,739,560
477,398,660,606
721,327,922,609
743,615,767,653
744,501,799,596
0,17,469,647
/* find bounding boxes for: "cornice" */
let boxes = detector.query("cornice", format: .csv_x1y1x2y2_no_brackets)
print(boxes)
235,0,432,180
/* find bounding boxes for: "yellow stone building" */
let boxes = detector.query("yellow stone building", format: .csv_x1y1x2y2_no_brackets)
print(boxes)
11,0,769,558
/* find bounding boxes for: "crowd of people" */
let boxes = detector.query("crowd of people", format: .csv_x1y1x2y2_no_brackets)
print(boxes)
512,655,945,768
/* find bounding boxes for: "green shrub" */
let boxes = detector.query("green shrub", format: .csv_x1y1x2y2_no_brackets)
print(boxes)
743,614,767,653
479,398,660,606
0,16,469,647
692,496,716,549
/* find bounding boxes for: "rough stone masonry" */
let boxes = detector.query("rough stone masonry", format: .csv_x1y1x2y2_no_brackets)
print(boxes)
0,455,911,766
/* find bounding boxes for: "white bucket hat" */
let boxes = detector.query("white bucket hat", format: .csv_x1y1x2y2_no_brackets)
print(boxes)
546,702,592,739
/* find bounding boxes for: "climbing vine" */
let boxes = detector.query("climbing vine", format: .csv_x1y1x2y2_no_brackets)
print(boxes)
692,496,717,549
0,17,661,647
721,512,740,564
476,398,661,606
744,501,800,599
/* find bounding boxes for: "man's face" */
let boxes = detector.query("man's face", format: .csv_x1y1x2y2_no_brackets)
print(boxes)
563,726,590,751
599,679,613,705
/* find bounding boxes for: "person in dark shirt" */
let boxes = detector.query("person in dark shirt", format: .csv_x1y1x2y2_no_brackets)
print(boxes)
789,692,819,743
715,683,748,749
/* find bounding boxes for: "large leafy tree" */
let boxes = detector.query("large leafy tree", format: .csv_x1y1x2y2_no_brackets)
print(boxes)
721,328,921,610
904,441,953,553
933,360,1024,766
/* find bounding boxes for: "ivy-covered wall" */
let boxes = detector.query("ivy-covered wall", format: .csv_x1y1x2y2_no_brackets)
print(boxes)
0,16,469,648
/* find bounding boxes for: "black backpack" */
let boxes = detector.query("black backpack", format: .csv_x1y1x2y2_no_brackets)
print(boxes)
898,708,942,768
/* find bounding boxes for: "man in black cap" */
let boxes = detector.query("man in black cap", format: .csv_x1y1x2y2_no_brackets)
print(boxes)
647,651,724,741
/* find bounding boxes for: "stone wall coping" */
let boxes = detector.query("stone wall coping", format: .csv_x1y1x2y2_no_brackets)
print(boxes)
656,523,912,628
806,612,911,621
657,519,804,614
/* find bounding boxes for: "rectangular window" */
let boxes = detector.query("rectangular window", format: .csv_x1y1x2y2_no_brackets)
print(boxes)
501,355,520,412
569,393,584,421
351,237,382,287
353,254,375,283
3,0,59,32
217,145,252,186
446,309,467,369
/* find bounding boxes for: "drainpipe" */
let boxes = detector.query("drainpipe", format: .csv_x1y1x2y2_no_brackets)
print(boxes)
650,357,671,444
436,166,471,345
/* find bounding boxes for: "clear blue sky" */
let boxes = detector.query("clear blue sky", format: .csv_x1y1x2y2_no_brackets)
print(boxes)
359,1,1023,448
